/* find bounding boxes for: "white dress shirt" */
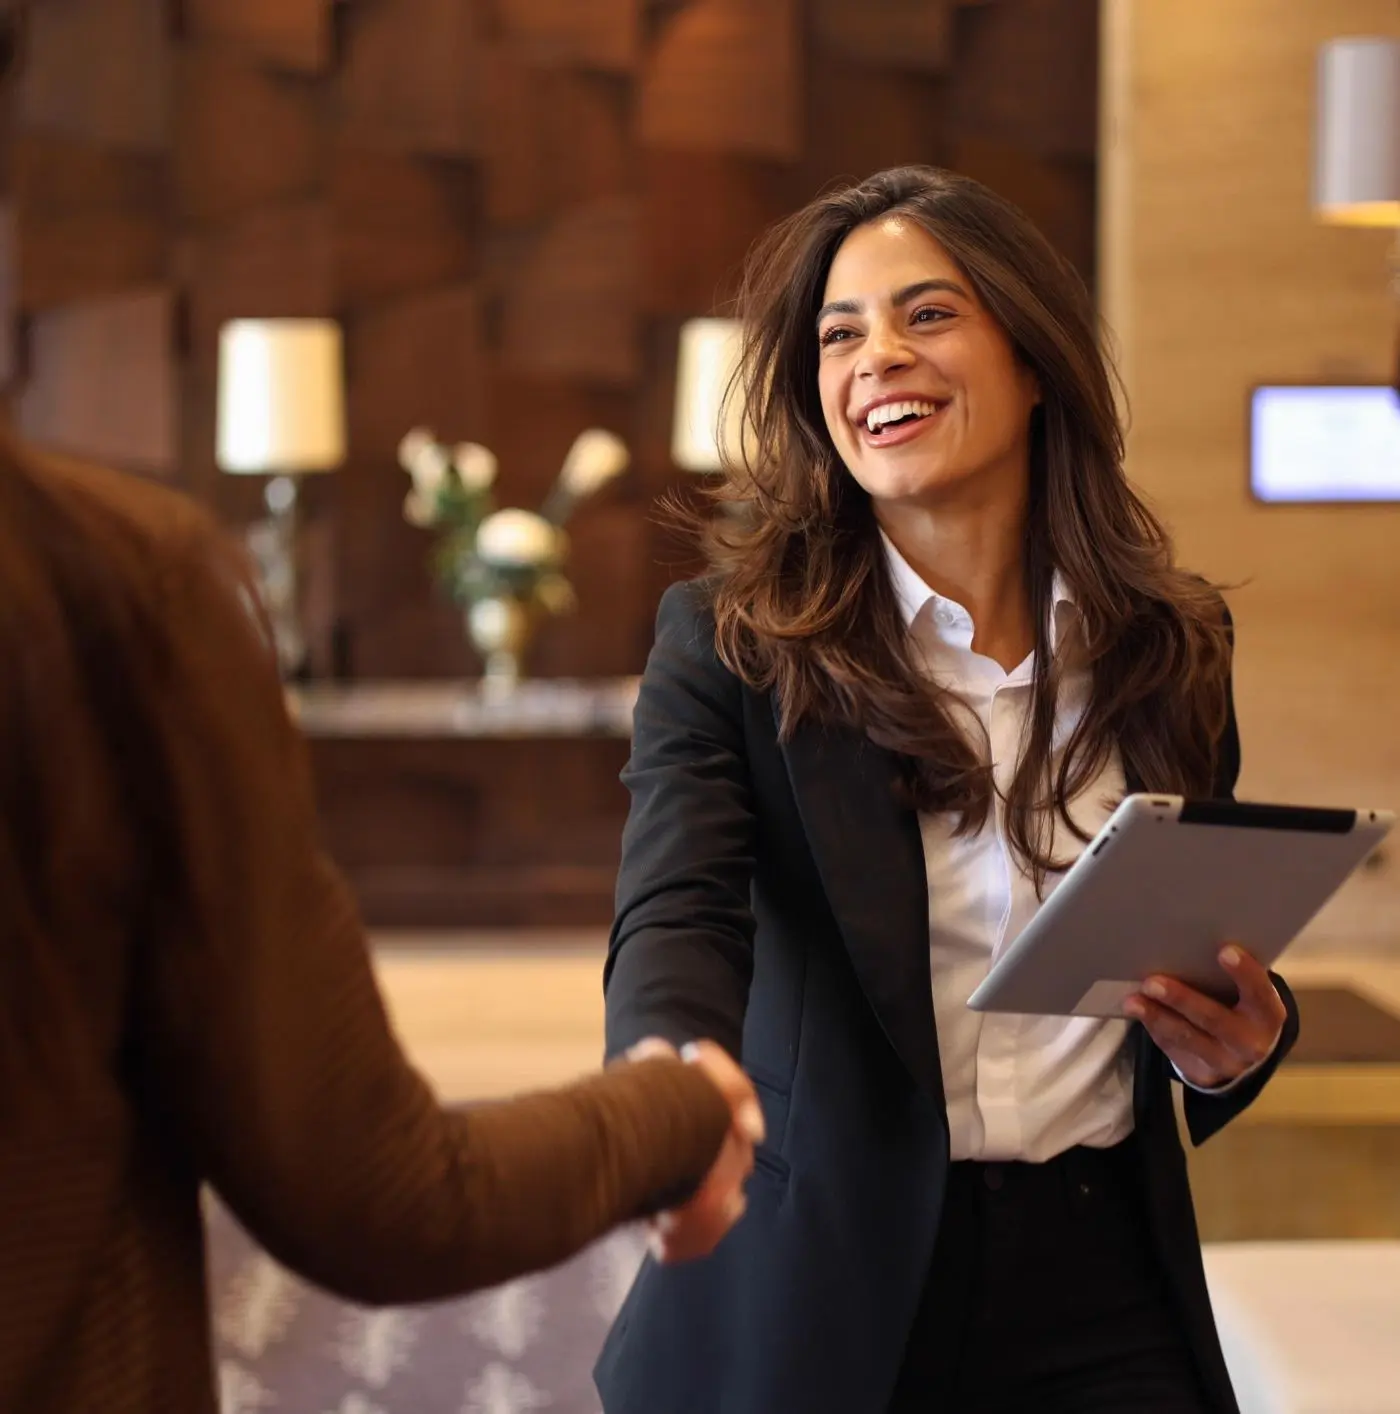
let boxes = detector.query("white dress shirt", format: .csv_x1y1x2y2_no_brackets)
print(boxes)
883,536,1138,1163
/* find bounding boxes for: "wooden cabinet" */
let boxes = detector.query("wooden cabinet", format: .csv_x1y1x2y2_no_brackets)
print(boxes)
294,679,636,928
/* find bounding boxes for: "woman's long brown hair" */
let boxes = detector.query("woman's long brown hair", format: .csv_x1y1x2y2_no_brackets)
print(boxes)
701,166,1232,888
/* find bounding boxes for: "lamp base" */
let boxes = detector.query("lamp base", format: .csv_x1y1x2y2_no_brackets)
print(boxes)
245,474,309,680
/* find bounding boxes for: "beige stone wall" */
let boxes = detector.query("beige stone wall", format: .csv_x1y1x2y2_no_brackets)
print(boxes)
1100,0,1400,953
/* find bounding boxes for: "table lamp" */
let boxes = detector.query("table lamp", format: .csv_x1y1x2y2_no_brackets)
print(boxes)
216,318,345,678
1314,36,1400,389
672,317,746,471
1315,37,1400,229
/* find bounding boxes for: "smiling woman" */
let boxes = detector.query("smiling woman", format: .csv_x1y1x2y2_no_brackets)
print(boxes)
597,166,1297,1414
815,226,1041,522
703,165,1234,885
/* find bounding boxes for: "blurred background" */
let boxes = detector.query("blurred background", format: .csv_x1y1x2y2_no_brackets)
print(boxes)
3,1,1399,1410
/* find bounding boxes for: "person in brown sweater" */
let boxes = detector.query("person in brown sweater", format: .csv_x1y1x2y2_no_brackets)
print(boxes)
0,437,762,1413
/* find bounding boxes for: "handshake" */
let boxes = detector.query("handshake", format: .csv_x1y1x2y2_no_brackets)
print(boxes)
626,1037,766,1265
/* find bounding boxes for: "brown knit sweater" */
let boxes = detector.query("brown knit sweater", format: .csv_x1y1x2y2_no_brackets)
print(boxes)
0,457,731,1413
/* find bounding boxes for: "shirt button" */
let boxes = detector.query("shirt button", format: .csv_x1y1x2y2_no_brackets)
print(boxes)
983,1165,1004,1192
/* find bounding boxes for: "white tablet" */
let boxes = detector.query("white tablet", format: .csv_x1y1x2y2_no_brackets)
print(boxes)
966,795,1393,1017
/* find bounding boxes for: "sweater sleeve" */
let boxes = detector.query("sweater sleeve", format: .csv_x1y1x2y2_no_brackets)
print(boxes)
132,516,730,1304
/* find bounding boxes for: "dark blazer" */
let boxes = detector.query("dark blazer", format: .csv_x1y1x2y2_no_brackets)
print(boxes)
597,579,1300,1414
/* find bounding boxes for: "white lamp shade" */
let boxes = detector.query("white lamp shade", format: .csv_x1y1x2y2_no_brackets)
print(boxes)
1314,37,1400,228
216,318,346,474
672,317,746,471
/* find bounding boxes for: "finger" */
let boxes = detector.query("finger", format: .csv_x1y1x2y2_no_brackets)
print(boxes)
1125,995,1232,1085
1137,975,1259,1064
625,1036,679,1064
1218,946,1287,1030
666,1192,747,1262
681,1041,766,1145
681,1129,752,1214
708,1129,754,1188
1138,974,1242,1046
653,1185,748,1263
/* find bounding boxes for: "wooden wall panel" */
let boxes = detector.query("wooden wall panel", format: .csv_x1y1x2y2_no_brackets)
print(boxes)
336,0,483,157
183,0,333,74
179,200,335,347
332,149,476,304
528,502,656,677
642,150,796,314
19,0,171,150
950,0,1098,160
494,0,641,73
337,286,489,677
0,204,14,389
500,197,641,386
480,56,633,226
813,0,955,74
478,368,634,510
542,73,633,210
14,138,168,309
949,136,1097,280
344,284,487,460
174,53,325,228
333,518,477,679
639,0,802,160
802,57,946,194
18,288,176,473
176,200,335,502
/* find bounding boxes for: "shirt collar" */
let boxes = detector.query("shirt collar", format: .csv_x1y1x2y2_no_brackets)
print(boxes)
879,529,1079,656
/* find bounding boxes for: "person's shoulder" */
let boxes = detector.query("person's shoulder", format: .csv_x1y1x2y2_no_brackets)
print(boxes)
657,574,719,628
33,450,221,578
651,574,751,691
656,574,731,659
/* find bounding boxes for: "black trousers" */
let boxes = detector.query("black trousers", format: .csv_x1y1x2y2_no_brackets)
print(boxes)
888,1136,1207,1414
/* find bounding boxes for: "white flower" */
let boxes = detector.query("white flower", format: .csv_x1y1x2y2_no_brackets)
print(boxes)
475,509,563,567
397,427,436,473
452,442,498,492
403,488,438,527
400,430,453,527
557,429,629,500
400,429,450,492
407,441,450,492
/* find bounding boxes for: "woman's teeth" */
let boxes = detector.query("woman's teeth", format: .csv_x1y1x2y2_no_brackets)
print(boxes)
866,399,937,434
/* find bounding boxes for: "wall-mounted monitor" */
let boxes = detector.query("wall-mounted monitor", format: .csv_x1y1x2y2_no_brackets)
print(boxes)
1250,384,1400,503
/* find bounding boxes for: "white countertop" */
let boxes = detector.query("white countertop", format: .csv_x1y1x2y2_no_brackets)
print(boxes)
287,678,641,739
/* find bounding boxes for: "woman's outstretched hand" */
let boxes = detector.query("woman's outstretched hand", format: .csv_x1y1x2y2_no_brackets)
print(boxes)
627,1037,765,1262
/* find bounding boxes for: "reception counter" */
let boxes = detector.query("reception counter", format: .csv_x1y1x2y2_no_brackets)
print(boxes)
288,679,639,929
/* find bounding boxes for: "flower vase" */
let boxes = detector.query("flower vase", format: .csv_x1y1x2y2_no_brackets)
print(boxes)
466,595,535,698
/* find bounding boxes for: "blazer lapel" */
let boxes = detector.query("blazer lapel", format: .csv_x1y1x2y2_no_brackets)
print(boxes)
779,707,945,1109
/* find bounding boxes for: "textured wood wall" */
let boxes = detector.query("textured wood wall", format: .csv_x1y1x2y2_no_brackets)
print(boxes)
1,0,1098,681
